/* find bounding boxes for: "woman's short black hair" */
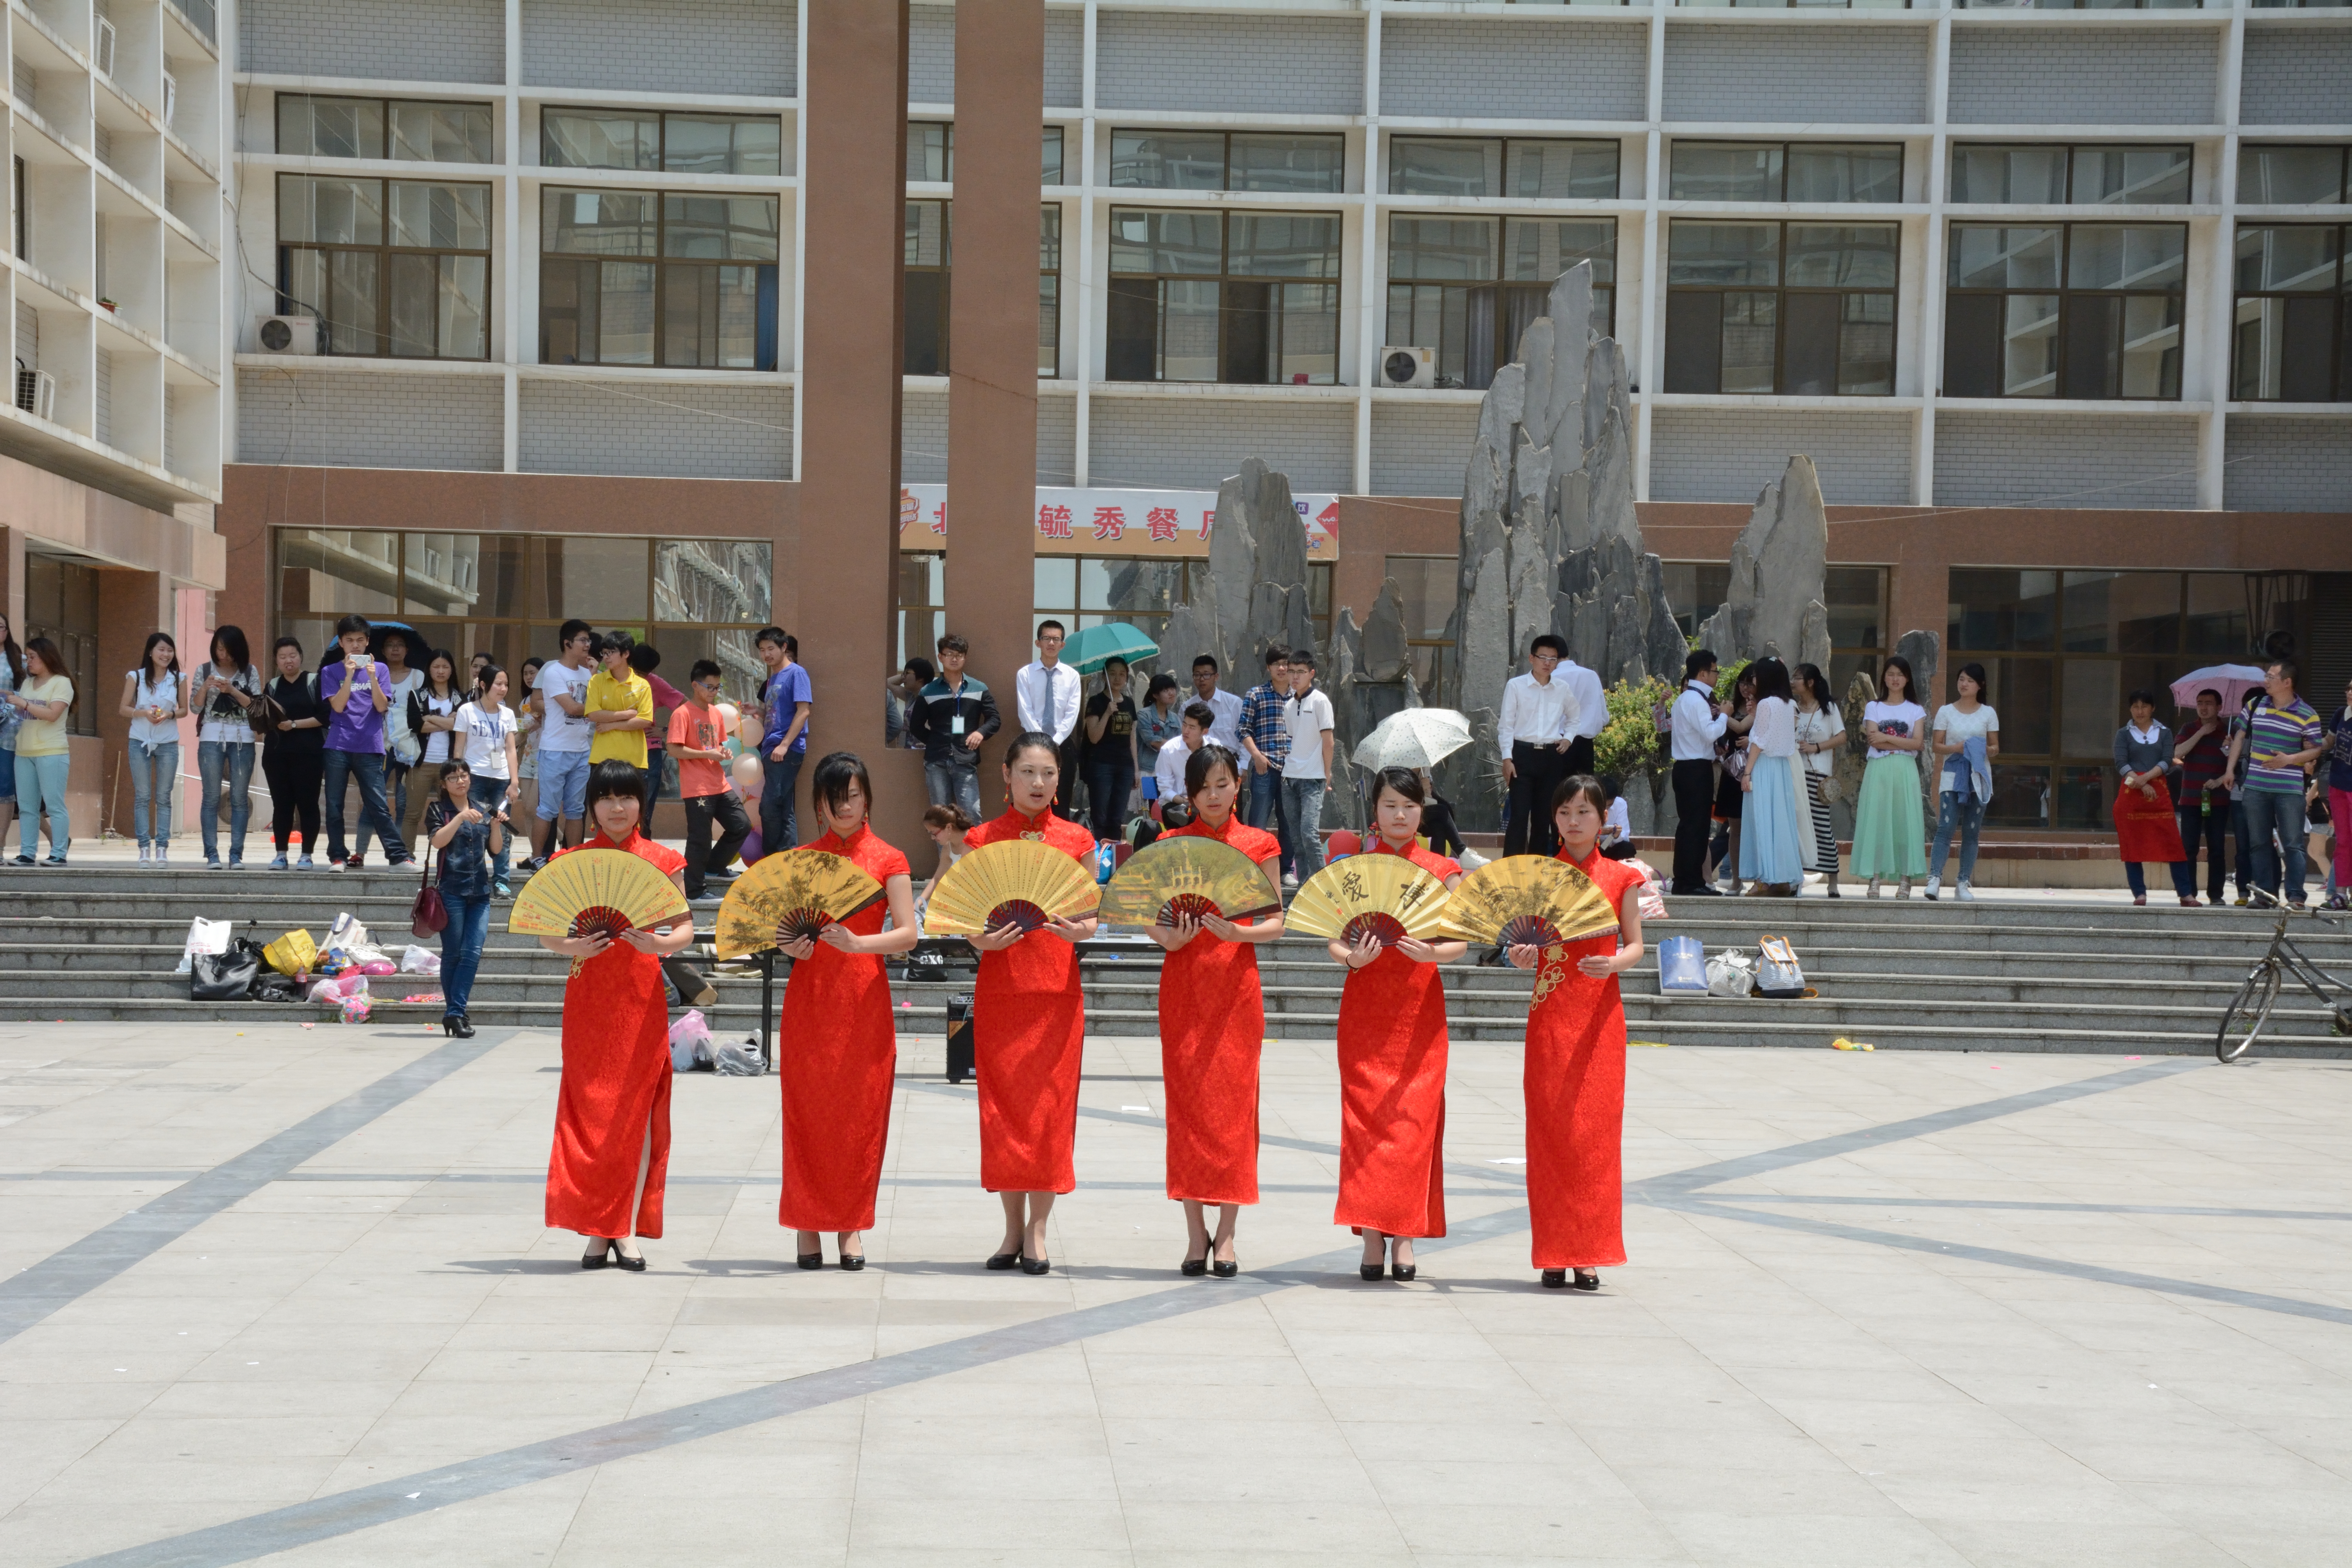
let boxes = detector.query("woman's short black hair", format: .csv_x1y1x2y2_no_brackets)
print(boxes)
1550,773,1610,818
211,625,251,672
1147,671,1180,700
1749,657,1792,704
584,759,644,813
274,635,304,659
1372,766,1425,807
438,755,473,784
2127,688,2162,710
809,750,872,819
1955,661,1990,699
1185,742,1240,799
1004,729,1062,769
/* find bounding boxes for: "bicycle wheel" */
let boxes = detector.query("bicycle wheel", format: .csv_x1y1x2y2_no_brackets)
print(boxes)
2217,962,2282,1063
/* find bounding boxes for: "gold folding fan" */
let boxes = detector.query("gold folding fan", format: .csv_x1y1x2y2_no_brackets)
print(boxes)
1437,856,1620,947
1285,855,1453,947
1098,835,1282,929
921,838,1100,937
507,848,689,940
714,851,886,960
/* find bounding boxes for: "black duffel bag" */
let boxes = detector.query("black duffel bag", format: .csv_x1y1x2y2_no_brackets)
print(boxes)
191,938,267,1002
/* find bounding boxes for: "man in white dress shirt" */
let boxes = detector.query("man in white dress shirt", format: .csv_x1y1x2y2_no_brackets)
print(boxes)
1668,648,1728,894
1154,702,1216,808
1189,655,1246,754
1016,619,1083,819
1497,633,1605,857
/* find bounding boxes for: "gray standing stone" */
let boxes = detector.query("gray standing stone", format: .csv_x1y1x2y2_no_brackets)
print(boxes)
1165,456,1316,686
1894,628,1942,817
1694,455,1832,674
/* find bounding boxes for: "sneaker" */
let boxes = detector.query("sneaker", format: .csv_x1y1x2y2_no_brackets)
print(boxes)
690,894,724,908
270,854,289,870
345,854,365,871
138,845,152,864
42,856,66,866
228,857,243,869
2235,893,2251,907
327,858,347,872
205,856,222,870
388,855,417,869
9,854,33,866
1956,881,1975,902
298,855,316,869
155,846,168,865
1924,876,1941,901
493,880,515,900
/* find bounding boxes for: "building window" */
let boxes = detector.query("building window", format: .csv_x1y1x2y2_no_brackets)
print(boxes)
542,109,782,176
1040,206,1062,377
1944,223,2185,399
1106,209,1342,385
904,199,950,375
1663,221,1897,396
278,174,491,359
22,552,100,737
539,189,779,368
1949,144,2192,205
1387,137,1618,199
1946,570,2259,830
2239,145,2351,206
1668,142,1902,203
1042,125,1065,186
1386,555,1457,699
1111,131,1345,194
1387,216,1615,389
277,94,494,163
2232,225,2350,402
904,123,1067,185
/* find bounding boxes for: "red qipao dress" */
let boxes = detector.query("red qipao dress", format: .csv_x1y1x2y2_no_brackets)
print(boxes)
1334,838,1463,1239
777,823,912,1232
544,829,690,1238
964,805,1098,1193
1156,816,1282,1205
1522,846,1648,1270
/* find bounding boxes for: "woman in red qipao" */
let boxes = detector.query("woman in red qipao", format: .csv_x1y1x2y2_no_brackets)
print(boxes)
1328,767,1466,1283
1508,774,1648,1292
539,759,695,1271
962,731,1100,1275
773,751,918,1272
1145,742,1283,1278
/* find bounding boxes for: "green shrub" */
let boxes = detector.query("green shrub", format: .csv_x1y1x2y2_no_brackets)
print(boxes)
1594,675,1673,782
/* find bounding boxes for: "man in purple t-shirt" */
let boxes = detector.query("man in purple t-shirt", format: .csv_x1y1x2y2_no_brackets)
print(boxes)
319,614,412,869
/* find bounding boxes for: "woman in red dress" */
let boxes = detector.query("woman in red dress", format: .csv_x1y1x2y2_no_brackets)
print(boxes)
773,751,918,1272
1145,742,1283,1277
962,731,1099,1274
539,759,694,1270
1508,774,1648,1292
1328,767,1466,1283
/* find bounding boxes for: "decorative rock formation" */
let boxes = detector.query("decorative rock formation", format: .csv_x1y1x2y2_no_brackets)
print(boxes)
1161,457,1314,684
1323,581,1419,829
1695,455,1833,675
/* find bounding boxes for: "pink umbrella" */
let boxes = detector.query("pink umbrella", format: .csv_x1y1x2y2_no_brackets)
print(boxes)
2170,664,2267,713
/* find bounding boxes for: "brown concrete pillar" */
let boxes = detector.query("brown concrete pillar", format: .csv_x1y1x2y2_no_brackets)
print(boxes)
97,568,175,841
795,1,922,844
948,0,1044,817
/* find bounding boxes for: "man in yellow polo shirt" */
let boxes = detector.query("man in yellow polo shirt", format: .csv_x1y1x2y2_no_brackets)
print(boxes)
584,631,655,790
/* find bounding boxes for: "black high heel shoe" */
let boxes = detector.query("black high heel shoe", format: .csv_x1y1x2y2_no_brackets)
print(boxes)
986,1249,1022,1270
838,1254,866,1271
581,1240,612,1270
1181,1239,1209,1278
1020,1253,1051,1276
441,1015,474,1038
797,1251,824,1270
1210,1238,1238,1279
611,1243,646,1273
1542,1269,1568,1289
1391,1248,1417,1283
1571,1269,1599,1292
1360,1238,1385,1282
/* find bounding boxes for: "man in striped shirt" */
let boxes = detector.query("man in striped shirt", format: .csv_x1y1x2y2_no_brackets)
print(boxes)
1239,646,1294,874
2236,659,2325,908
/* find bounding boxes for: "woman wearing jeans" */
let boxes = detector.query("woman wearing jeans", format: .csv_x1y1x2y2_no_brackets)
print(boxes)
1926,664,2000,902
0,614,22,850
192,626,262,868
7,638,76,864
119,633,185,864
424,757,505,1038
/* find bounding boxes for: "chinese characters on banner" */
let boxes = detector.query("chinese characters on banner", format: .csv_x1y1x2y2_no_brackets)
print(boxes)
897,485,1339,560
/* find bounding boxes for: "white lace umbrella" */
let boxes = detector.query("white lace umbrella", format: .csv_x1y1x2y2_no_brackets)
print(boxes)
1352,708,1475,772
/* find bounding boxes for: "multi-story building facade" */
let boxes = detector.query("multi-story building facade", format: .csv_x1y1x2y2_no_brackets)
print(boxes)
17,0,2345,838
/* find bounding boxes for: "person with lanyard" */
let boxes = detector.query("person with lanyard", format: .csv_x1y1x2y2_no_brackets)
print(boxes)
451,664,521,897
190,626,263,870
962,733,1100,1275
1014,621,1082,821
2237,658,2325,909
754,626,814,852
2113,688,2196,907
1189,655,1246,755
1328,768,1467,1284
538,760,693,1272
771,752,919,1272
1499,633,1599,859
396,649,464,861
1238,647,1294,870
321,615,411,870
1145,741,1285,1279
1508,774,1648,1292
423,756,506,1038
119,632,185,865
1666,649,1728,895
2171,686,2234,907
1079,655,1139,840
907,632,1000,824
261,637,327,869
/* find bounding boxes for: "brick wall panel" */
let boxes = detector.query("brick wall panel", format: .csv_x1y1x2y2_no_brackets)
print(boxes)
242,0,504,85
520,0,796,98
2224,419,2352,512
1044,9,1083,109
1663,25,1926,126
1651,410,1914,506
1097,13,1362,117
519,379,790,479
1089,398,1354,493
1381,19,1645,122
1934,412,2196,509
909,4,955,105
238,370,504,472
1038,396,1076,486
902,387,948,483
2240,28,2352,126
1949,28,2216,127
1370,402,1479,497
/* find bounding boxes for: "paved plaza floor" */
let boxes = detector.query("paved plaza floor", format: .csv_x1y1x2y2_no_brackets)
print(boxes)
2,1022,2349,1566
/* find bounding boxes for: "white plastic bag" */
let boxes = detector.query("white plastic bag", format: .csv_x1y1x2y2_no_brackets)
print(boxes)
710,1039,765,1076
668,1009,713,1072
1705,948,1757,999
1627,857,1668,922
174,917,234,976
399,945,442,976
325,912,372,952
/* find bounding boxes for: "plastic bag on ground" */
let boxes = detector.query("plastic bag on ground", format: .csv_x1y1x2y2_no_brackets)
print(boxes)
1627,858,1668,922
174,917,234,976
710,1039,765,1076
399,946,442,975
326,913,372,951
338,993,372,1024
669,1009,712,1072
1705,948,1757,999
263,929,317,976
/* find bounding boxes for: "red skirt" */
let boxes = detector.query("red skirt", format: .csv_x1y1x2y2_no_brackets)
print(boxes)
975,932,1085,1193
1524,940,1628,1270
1333,950,1448,1238
2115,777,2186,863
1158,935,1263,1205
776,908,896,1232
545,944,673,1239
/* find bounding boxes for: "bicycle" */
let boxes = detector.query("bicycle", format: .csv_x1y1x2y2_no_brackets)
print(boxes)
2215,891,2352,1062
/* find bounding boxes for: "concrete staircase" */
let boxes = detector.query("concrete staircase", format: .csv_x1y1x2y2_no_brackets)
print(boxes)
2,866,2348,1056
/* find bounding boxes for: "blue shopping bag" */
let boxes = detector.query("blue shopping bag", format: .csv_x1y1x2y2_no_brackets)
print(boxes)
1657,935,1708,994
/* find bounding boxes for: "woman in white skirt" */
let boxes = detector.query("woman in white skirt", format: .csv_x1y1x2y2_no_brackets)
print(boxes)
1738,658,1808,896
1793,663,1846,897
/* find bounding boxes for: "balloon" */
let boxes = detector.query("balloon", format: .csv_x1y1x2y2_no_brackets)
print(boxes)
1325,829,1362,861
740,829,763,866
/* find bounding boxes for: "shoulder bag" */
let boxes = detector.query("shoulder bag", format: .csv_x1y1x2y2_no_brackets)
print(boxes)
410,832,447,938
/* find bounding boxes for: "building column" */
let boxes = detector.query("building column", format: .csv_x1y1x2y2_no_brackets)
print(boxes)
949,0,1044,817
97,568,176,843
796,1,919,840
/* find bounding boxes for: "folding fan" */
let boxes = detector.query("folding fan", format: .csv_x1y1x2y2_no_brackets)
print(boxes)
714,851,886,960
1098,835,1282,929
1436,856,1620,948
507,848,689,940
1284,855,1453,947
921,838,1101,937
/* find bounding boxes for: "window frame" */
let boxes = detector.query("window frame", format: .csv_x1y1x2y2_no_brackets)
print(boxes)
1942,221,2188,401
1662,218,1902,397
1947,142,2195,206
2237,144,2352,207
2229,222,2350,403
1385,135,1622,200
539,106,785,177
537,186,781,370
276,172,495,361
1104,206,1346,387
1384,213,1619,390
1109,129,1348,195
1666,140,1905,204
275,93,497,164
1040,205,1063,378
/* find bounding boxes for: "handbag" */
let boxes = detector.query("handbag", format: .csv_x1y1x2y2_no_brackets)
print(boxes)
1657,935,1708,994
1755,934,1811,999
410,838,446,938
191,939,265,1002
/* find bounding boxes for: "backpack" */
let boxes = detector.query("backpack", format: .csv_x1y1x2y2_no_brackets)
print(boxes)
1755,934,1810,999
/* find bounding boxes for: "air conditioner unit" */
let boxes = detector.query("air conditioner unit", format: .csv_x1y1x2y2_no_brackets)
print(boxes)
162,71,178,127
15,368,57,420
257,315,318,354
94,16,116,77
1379,345,1436,390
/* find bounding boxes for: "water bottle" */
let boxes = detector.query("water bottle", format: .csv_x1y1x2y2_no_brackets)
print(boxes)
2202,790,2212,819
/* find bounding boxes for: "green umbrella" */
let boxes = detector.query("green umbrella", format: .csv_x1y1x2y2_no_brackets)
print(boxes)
1063,622,1158,675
